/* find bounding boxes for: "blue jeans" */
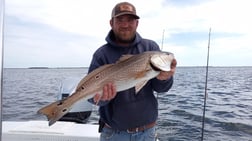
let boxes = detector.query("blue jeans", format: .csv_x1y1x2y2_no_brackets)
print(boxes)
100,126,157,141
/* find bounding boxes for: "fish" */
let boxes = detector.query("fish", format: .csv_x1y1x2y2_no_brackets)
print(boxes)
37,51,174,126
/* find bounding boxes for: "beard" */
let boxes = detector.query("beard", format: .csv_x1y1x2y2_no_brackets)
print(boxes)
114,30,136,44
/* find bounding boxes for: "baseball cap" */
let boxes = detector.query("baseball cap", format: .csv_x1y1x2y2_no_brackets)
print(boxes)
111,2,140,19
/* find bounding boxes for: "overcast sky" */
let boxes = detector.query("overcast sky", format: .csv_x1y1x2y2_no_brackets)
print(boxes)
3,0,252,68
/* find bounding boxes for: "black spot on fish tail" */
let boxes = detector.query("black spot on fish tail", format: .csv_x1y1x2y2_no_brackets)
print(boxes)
62,108,67,113
57,101,63,106
57,99,66,106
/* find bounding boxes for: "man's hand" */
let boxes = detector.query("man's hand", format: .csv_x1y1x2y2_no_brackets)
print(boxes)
156,58,177,80
93,82,117,104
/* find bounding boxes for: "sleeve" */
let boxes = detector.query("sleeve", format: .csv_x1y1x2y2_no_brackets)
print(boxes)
88,52,104,73
151,76,174,93
151,40,161,51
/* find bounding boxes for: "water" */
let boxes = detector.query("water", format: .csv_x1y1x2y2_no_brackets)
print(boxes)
2,67,252,141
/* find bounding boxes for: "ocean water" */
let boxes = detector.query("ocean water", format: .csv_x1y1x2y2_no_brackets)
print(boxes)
2,67,252,141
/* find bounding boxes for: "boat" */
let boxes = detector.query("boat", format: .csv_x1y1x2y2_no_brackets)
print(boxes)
58,77,93,124
2,78,100,141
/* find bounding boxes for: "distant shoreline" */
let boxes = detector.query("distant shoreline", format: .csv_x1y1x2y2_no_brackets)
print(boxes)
26,67,88,69
2,67,88,69
28,67,49,69
27,67,88,69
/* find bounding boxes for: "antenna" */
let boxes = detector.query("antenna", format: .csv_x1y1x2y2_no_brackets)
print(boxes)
201,28,211,141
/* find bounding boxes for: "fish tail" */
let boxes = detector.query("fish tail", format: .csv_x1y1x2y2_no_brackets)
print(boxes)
37,99,70,126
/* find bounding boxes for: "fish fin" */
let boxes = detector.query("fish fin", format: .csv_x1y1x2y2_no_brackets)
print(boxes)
37,99,71,126
76,64,113,90
115,55,134,64
135,80,148,94
134,71,149,94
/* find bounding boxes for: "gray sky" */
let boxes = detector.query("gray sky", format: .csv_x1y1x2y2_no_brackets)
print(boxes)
3,0,252,68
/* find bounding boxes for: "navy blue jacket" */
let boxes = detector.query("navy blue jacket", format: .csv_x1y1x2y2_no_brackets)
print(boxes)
88,30,173,131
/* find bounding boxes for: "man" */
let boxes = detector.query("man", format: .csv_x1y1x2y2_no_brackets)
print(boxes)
88,2,177,141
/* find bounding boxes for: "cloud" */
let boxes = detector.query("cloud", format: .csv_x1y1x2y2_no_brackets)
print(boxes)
4,14,99,68
3,0,252,67
162,0,208,7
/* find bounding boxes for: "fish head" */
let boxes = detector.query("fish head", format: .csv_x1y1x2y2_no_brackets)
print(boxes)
150,52,174,72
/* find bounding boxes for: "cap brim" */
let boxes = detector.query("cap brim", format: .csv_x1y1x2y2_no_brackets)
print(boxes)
113,12,140,19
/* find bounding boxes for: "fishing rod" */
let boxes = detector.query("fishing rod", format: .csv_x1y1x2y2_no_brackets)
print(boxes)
161,29,165,51
0,0,5,140
156,29,165,99
201,28,211,141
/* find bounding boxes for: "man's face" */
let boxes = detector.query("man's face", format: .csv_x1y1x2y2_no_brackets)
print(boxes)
110,15,139,44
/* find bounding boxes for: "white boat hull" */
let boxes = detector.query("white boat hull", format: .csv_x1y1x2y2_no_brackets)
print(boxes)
2,120,100,141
